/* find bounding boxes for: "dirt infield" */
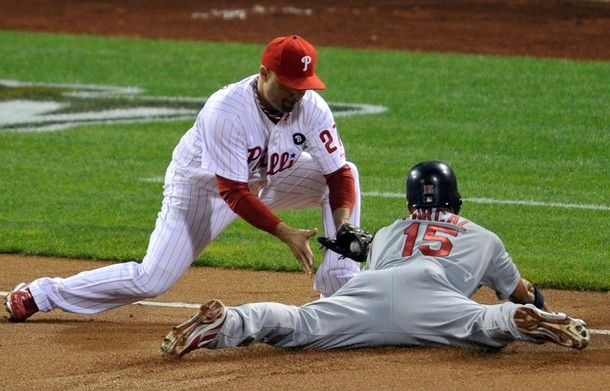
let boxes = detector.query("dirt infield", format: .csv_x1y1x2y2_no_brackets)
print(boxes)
2,0,610,60
2,255,609,390
1,1,609,390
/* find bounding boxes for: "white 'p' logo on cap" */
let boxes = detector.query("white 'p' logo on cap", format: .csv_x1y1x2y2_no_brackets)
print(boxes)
301,56,312,72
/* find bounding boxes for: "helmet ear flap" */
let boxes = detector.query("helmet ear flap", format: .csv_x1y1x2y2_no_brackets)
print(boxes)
450,193,462,214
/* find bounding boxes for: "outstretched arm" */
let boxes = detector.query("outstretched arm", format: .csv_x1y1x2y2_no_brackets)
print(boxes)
215,175,316,275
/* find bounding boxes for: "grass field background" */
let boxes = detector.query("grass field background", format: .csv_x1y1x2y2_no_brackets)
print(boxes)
1,31,608,291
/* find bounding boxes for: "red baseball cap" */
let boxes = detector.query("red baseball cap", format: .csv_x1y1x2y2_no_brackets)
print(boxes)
261,35,326,91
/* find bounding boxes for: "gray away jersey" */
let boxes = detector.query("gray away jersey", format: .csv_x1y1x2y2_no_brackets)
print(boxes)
365,209,520,299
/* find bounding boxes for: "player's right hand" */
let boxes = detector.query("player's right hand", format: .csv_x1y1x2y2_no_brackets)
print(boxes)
274,223,317,276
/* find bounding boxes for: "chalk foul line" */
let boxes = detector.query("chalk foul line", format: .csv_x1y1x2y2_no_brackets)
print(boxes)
0,292,608,335
138,180,610,212
361,192,610,211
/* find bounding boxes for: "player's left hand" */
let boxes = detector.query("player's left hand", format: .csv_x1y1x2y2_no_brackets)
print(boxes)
317,223,373,263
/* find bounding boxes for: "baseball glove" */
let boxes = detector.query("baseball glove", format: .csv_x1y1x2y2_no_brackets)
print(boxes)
317,223,373,263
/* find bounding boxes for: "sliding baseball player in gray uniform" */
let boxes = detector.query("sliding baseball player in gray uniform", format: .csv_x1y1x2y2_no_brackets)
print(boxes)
161,161,589,357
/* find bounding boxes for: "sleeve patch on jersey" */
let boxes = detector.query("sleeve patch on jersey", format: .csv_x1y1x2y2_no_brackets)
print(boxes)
293,132,306,145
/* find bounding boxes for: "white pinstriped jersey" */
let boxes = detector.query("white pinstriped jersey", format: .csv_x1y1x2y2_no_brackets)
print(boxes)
365,209,521,300
172,75,347,186
26,75,362,316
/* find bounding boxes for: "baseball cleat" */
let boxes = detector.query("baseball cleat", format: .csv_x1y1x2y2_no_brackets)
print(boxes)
160,299,227,358
514,305,589,349
5,283,39,322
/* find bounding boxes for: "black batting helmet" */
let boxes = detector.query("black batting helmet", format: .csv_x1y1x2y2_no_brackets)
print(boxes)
406,161,462,214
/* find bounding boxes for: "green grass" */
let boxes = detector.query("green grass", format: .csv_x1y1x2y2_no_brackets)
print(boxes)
1,31,608,291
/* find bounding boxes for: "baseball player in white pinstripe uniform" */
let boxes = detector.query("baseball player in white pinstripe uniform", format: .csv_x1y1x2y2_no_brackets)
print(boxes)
159,161,589,358
5,35,361,322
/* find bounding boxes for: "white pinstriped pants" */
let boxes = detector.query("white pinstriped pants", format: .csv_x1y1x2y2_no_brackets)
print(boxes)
29,153,361,314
